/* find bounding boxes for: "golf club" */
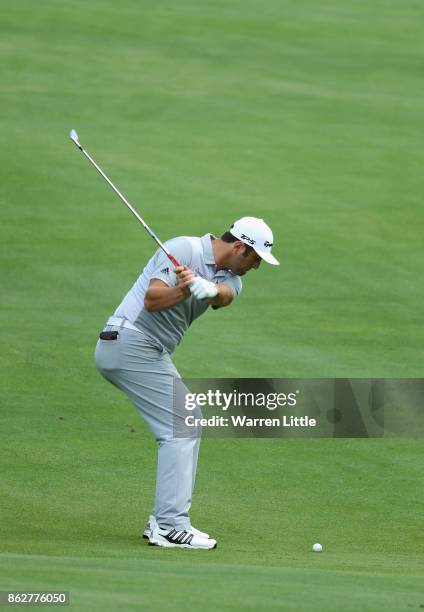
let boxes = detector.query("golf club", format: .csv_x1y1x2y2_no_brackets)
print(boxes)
69,129,181,267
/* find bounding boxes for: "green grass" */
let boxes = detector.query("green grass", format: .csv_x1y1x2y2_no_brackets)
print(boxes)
1,0,424,610
1,554,423,612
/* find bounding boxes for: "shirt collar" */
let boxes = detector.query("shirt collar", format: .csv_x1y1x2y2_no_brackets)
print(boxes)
200,233,217,265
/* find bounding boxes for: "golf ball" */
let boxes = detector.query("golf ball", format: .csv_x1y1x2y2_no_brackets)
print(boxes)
312,543,323,553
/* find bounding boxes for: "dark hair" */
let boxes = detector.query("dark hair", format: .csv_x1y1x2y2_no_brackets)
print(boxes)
221,231,238,243
221,231,254,257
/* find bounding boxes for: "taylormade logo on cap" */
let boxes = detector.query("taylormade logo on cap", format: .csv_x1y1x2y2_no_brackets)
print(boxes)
230,217,279,266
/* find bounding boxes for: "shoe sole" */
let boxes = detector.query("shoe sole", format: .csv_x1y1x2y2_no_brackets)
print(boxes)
149,538,217,550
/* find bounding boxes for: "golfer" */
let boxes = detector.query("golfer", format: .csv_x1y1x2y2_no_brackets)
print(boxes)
95,217,279,549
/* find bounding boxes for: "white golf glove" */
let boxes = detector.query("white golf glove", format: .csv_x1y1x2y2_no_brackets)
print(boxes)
190,276,218,299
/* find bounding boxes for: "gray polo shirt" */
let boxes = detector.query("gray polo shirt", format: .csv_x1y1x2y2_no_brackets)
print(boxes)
114,234,242,353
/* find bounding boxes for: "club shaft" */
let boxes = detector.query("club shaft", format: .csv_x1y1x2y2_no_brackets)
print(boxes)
76,142,180,267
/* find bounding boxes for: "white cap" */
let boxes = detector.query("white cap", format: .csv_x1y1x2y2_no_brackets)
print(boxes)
229,217,279,265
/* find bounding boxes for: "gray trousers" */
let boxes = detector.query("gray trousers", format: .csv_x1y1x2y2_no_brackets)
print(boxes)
94,324,200,531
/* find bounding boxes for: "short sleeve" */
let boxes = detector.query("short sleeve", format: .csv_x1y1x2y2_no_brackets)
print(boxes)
149,237,193,287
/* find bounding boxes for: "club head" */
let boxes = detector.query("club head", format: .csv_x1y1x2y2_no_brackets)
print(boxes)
69,129,82,149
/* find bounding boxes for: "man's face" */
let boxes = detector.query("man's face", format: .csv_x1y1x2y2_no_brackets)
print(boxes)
230,242,262,276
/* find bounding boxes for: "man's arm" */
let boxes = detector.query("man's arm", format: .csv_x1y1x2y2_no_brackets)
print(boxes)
189,276,234,309
144,266,195,312
208,283,234,309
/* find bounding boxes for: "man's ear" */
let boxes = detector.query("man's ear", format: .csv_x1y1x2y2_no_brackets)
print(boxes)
232,240,245,254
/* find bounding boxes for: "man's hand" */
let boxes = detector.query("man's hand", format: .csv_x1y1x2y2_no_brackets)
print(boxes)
190,276,218,299
174,266,196,297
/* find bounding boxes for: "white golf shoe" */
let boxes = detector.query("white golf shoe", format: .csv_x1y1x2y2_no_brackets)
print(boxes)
143,515,210,540
148,522,217,550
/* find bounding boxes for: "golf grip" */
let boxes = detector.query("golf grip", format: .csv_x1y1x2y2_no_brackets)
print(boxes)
167,254,180,267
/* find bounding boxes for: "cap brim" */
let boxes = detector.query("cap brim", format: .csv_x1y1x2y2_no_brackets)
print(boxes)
255,249,280,265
